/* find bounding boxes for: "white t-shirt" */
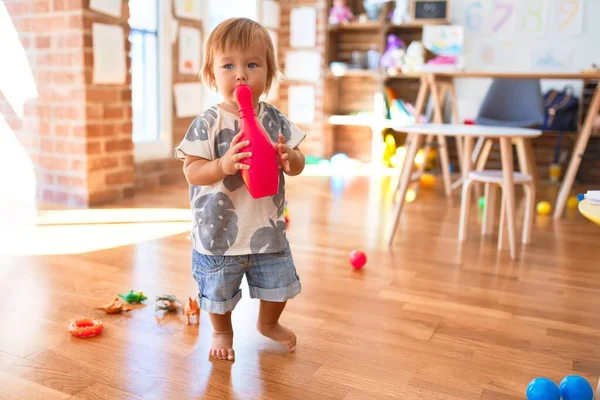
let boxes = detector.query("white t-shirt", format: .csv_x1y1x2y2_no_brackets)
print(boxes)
174,102,306,256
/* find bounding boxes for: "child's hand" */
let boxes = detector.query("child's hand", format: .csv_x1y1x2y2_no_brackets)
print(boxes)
219,132,252,175
275,134,292,173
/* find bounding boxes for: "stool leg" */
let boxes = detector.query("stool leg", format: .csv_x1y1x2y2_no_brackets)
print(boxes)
482,183,498,236
459,178,475,242
437,135,452,197
474,139,494,200
499,137,517,260
522,181,535,245
498,187,505,251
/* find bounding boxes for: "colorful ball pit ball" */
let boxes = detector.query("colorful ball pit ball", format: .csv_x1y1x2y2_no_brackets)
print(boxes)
526,377,560,400
559,375,594,400
349,250,367,269
567,196,579,209
536,201,552,216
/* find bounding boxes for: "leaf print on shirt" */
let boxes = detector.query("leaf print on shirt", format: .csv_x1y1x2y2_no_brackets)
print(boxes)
214,120,240,157
272,169,285,218
215,120,245,192
189,185,202,203
194,192,238,255
250,219,287,254
185,106,218,142
262,105,292,143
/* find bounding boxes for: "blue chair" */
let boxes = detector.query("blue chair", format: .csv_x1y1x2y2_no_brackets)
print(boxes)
475,79,545,127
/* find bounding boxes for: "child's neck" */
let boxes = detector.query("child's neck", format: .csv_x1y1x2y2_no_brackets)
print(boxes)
220,99,260,117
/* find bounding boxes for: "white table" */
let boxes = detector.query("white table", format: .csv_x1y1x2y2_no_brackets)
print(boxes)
388,124,542,259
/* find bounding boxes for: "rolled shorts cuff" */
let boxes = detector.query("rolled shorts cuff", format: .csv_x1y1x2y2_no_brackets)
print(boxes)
248,280,301,302
198,289,242,314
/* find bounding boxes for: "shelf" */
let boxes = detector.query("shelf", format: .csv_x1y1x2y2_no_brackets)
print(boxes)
328,114,390,127
327,70,382,79
326,69,422,80
327,21,382,32
386,21,448,30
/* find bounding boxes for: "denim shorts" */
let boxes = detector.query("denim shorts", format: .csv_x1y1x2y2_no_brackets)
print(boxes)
192,246,301,315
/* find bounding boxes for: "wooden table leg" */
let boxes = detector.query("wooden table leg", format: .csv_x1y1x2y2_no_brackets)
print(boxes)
388,133,424,246
458,136,474,242
428,74,452,197
499,137,517,260
448,80,463,172
414,74,430,119
554,84,600,219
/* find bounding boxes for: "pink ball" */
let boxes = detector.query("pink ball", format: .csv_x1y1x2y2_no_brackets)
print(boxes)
349,250,367,269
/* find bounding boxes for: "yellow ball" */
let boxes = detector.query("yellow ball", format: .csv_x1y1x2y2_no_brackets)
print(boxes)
536,201,552,216
419,173,436,187
567,196,579,209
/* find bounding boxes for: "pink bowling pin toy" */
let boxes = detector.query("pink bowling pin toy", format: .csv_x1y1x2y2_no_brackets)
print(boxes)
234,84,279,199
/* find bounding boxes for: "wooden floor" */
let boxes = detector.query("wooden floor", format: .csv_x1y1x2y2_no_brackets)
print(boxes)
1,172,599,399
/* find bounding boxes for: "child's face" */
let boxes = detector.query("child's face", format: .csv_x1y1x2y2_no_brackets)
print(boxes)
213,42,268,107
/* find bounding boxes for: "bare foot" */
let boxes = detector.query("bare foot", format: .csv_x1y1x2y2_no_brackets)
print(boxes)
257,322,297,352
209,330,235,361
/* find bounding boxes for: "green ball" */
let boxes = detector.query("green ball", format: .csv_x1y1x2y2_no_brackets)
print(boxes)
478,196,485,209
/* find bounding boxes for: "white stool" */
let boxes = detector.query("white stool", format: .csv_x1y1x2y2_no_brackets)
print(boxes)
459,170,535,250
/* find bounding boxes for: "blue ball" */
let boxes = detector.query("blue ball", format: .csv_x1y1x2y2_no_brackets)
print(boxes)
577,193,585,202
526,377,560,400
559,375,594,400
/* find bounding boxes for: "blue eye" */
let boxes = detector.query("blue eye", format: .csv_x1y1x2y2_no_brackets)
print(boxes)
248,63,258,69
223,64,234,70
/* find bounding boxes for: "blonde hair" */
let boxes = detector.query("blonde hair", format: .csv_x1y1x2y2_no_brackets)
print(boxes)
201,18,279,93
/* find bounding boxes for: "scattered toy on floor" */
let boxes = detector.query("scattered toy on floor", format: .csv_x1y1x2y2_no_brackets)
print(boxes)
69,318,104,338
184,296,200,325
155,294,183,313
94,297,132,314
118,290,148,304
349,249,367,269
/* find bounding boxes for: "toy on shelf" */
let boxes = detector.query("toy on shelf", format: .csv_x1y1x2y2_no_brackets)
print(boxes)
118,290,148,304
380,34,406,76
329,0,354,25
234,84,279,199
155,295,183,313
184,297,200,325
94,297,132,314
391,0,409,24
402,41,425,73
69,318,104,338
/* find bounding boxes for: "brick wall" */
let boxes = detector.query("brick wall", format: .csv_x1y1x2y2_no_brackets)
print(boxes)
2,0,133,206
278,0,332,158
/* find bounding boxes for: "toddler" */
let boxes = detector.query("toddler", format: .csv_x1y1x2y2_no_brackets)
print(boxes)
174,18,306,361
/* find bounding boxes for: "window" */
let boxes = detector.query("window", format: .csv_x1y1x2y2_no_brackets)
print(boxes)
129,0,172,161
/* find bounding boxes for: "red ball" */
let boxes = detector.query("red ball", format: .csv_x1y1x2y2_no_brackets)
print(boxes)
349,250,367,269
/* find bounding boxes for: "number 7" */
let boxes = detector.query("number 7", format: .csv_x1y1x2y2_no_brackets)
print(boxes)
492,1,514,32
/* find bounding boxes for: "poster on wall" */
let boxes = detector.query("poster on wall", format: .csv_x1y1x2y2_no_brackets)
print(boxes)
178,26,201,75
290,7,316,48
90,0,122,18
288,86,315,124
262,0,280,29
92,23,126,84
555,0,584,35
174,0,203,21
285,51,321,82
174,83,203,117
422,25,464,56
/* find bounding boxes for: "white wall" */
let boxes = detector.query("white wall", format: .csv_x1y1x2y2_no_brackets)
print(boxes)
448,0,599,121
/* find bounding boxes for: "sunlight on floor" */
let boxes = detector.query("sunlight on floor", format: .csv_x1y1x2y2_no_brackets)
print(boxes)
0,208,192,256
